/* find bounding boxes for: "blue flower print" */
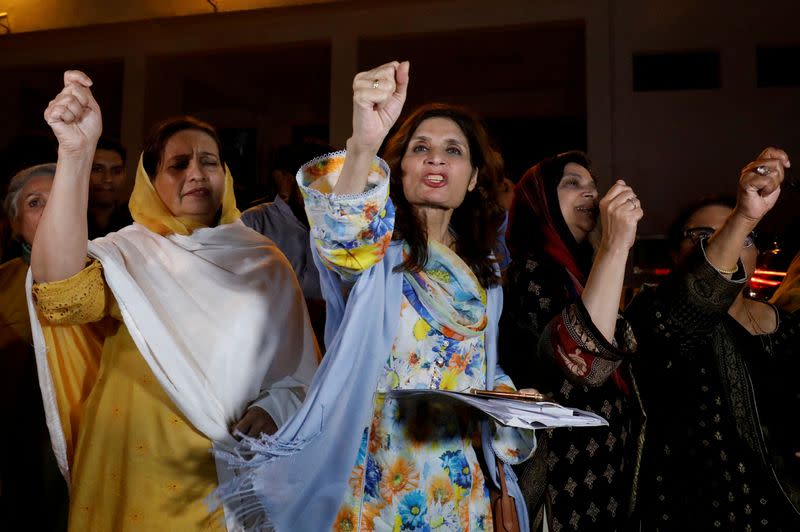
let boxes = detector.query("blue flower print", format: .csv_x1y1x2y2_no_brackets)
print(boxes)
464,342,484,377
398,490,428,530
439,450,472,489
432,336,460,369
368,198,395,240
365,455,382,499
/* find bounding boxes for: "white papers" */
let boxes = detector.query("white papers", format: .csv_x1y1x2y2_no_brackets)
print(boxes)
387,389,608,430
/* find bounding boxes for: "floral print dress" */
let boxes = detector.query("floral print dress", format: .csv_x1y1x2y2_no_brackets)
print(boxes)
300,153,535,532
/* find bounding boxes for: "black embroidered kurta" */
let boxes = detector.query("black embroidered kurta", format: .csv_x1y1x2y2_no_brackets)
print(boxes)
626,246,800,531
500,252,643,532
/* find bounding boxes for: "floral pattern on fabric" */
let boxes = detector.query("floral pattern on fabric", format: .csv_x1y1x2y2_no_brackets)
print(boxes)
302,153,534,531
333,279,534,532
300,151,395,282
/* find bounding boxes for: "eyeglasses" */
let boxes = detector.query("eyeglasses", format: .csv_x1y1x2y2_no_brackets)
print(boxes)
683,226,756,248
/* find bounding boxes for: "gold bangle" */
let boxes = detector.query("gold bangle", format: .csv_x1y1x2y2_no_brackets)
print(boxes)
715,263,738,275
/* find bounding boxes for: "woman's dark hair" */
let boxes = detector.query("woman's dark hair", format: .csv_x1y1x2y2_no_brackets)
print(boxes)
381,103,505,288
142,116,224,179
539,151,592,186
667,195,737,253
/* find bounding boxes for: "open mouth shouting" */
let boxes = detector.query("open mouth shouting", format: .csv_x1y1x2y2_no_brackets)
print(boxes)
423,173,448,188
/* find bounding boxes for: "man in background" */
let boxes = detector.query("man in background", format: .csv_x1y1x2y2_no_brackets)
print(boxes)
242,141,332,346
88,137,132,239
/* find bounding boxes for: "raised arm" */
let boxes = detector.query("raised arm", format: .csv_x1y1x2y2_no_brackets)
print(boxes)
626,147,790,342
331,61,409,195
581,180,643,342
31,70,103,282
706,147,788,275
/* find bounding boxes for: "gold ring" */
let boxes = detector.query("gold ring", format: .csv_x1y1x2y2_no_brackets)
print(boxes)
372,79,380,89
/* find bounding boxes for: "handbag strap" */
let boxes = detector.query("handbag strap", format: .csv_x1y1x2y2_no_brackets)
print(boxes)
497,457,509,495
496,458,517,531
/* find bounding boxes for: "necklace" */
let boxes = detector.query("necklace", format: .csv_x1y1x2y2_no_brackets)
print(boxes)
743,300,775,355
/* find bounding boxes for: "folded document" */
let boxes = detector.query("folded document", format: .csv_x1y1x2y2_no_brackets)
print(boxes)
387,389,608,430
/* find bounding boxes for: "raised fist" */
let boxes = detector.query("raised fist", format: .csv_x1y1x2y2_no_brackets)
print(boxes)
350,61,410,153
43,70,102,154
734,147,790,223
598,180,643,253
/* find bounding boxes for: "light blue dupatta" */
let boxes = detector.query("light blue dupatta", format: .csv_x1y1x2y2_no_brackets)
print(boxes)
213,244,529,531
213,243,402,530
482,284,530,532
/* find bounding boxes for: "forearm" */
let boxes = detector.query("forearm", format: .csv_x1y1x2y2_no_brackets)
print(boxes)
31,149,94,282
581,246,628,342
331,139,380,195
705,210,755,276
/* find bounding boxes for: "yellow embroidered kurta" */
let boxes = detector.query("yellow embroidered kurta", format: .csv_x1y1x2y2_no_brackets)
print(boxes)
33,260,224,531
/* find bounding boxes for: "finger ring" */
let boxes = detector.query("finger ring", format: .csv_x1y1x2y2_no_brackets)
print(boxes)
627,196,637,205
372,79,380,89
755,165,771,176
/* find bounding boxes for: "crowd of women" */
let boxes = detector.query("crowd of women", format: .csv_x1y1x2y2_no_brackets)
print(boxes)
0,60,798,532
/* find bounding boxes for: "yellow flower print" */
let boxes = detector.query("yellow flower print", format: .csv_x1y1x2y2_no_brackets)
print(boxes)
439,370,459,391
333,505,358,532
413,319,431,341
427,474,455,504
385,370,401,389
379,457,420,502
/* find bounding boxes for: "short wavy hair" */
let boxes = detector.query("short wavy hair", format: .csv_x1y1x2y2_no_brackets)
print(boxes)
381,103,505,288
3,163,57,223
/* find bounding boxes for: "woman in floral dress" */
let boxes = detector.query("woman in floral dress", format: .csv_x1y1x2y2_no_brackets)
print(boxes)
216,61,535,531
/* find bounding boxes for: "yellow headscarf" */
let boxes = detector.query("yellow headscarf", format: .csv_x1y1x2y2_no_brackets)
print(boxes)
771,251,800,313
128,154,240,235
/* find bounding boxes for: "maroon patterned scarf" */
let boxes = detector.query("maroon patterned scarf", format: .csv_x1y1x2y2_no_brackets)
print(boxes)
507,162,591,294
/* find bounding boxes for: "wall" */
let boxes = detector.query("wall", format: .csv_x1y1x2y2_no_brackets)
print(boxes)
1,0,798,236
0,0,611,199
609,0,800,234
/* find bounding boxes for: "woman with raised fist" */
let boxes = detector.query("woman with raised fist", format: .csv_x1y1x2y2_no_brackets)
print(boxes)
29,71,318,531
216,61,536,531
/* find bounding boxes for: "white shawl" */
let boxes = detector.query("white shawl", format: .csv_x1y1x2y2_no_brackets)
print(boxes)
26,221,318,492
